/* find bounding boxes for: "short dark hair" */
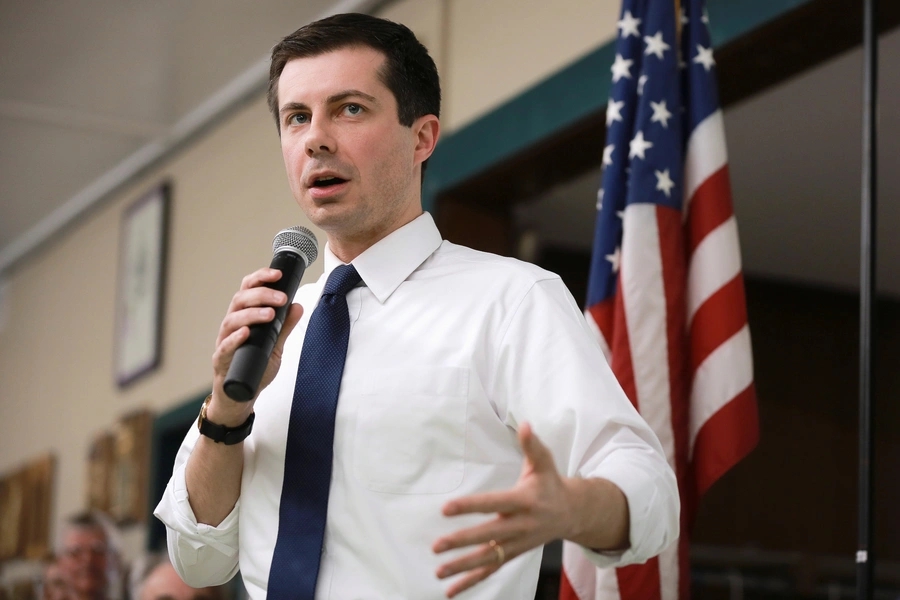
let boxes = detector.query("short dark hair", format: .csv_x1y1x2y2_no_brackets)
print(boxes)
66,511,106,533
267,13,441,131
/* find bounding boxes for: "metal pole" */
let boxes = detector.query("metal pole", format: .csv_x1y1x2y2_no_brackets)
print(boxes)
857,0,877,598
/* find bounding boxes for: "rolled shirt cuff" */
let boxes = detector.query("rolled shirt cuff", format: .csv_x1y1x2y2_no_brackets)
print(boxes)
153,462,241,563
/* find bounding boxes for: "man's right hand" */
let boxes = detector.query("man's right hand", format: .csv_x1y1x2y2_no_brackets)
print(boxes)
208,267,305,425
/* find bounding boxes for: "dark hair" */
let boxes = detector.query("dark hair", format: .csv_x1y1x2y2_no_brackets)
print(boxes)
267,13,441,131
67,511,106,531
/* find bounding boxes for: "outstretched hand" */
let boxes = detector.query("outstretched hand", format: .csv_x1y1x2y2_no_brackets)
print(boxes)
432,422,577,598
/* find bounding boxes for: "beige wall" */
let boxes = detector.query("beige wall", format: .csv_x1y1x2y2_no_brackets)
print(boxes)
442,0,620,130
0,0,615,584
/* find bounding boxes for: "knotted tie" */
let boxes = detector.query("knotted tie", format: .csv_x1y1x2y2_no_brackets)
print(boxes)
267,264,362,599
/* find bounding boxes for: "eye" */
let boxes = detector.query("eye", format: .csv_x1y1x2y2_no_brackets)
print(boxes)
287,113,309,126
344,103,363,116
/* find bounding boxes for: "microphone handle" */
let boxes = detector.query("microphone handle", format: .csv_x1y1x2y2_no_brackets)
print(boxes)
223,251,306,401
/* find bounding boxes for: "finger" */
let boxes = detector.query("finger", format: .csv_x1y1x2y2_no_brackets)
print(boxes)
216,306,278,346
518,421,555,473
239,267,283,291
227,286,288,315
442,490,525,517
444,564,497,598
213,326,251,369
436,539,510,579
433,516,529,554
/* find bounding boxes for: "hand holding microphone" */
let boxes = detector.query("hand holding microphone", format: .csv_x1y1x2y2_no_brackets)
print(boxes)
212,227,319,408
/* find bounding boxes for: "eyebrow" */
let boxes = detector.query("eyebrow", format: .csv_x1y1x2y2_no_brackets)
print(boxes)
279,90,379,116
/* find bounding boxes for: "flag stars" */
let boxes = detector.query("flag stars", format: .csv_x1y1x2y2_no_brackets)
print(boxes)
617,10,641,38
655,169,676,197
681,10,689,26
650,100,673,128
606,99,625,126
638,74,648,96
603,144,615,168
611,54,634,82
644,31,671,59
596,188,604,210
606,247,621,273
694,44,716,71
629,131,653,160
702,9,710,24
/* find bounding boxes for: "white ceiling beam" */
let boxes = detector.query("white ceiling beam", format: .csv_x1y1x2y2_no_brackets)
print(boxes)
0,98,166,138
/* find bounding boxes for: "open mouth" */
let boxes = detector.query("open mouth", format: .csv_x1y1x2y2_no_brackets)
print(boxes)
311,176,347,189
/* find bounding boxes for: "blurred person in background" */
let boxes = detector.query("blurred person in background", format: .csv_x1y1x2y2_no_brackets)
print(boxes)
40,555,74,600
131,555,224,600
57,512,123,600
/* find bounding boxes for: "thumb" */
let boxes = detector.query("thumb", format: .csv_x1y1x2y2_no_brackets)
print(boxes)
274,303,304,352
518,422,556,473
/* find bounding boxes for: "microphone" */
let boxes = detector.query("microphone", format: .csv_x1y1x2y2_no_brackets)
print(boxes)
224,226,319,401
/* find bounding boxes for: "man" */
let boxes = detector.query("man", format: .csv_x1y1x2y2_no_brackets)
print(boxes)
57,513,118,600
137,559,224,600
41,556,74,600
155,13,679,599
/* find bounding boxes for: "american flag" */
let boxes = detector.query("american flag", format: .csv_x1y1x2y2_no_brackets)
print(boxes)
559,0,758,599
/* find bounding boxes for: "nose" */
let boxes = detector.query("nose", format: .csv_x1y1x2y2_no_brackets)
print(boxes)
305,115,336,157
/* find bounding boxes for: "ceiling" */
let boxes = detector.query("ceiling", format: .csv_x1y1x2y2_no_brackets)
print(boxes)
1,1,898,296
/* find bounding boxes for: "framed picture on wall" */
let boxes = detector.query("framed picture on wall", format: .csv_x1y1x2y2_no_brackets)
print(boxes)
0,471,25,560
109,410,152,525
21,454,54,559
114,182,170,387
0,454,54,560
86,432,115,513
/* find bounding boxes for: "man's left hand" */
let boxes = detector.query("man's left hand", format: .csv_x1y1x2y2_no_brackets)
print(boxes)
432,422,576,598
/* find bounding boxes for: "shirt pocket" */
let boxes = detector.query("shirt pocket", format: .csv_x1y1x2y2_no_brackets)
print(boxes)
352,366,469,494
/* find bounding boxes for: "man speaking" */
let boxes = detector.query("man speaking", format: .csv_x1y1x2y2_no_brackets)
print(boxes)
155,13,679,599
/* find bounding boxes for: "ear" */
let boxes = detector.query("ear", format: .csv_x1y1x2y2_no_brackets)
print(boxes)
411,114,441,167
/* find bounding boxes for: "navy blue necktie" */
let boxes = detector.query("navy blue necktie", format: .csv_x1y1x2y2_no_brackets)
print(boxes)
267,264,362,599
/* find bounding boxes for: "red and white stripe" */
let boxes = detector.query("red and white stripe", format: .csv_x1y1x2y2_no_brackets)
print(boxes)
684,110,758,501
563,109,757,600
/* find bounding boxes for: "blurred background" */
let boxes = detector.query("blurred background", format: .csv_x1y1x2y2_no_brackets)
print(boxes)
0,0,898,598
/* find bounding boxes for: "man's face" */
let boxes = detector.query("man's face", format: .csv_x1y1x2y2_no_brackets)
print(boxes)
58,528,107,599
140,563,220,600
43,562,74,600
277,46,438,248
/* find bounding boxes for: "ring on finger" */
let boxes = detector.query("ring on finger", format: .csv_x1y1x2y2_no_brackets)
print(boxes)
488,540,505,565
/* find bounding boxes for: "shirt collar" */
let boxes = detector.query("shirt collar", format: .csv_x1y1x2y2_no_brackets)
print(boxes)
321,212,442,304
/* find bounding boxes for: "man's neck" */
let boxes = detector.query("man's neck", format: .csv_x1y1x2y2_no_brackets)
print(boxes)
327,210,423,264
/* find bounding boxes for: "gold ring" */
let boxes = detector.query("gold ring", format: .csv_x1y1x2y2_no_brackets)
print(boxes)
489,540,505,565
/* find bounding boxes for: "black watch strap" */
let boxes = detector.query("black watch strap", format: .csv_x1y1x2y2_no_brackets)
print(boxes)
197,395,255,445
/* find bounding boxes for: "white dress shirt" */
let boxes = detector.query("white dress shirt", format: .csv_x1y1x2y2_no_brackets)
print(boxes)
155,212,679,599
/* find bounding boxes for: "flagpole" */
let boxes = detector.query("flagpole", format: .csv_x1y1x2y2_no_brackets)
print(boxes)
857,0,877,598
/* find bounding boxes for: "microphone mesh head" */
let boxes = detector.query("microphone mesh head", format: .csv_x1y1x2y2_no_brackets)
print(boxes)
272,226,319,267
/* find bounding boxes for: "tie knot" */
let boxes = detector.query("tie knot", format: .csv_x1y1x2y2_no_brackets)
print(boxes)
323,264,361,296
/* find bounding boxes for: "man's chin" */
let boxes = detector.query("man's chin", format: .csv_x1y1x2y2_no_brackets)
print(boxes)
306,206,363,235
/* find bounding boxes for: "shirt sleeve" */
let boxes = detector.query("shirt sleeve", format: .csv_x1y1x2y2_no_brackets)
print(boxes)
153,426,242,587
492,277,680,567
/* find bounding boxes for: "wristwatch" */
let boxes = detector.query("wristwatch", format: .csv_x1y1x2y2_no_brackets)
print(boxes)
197,394,255,445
